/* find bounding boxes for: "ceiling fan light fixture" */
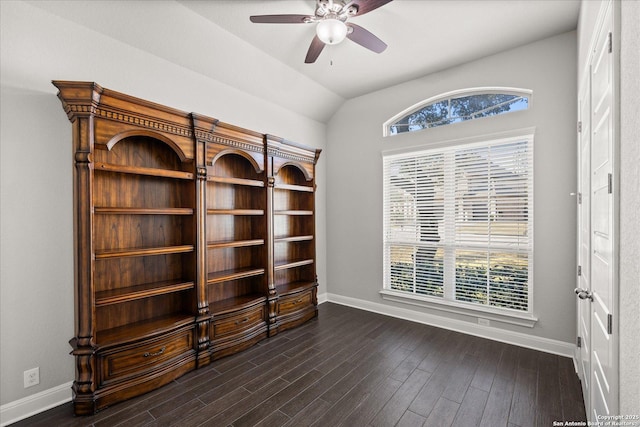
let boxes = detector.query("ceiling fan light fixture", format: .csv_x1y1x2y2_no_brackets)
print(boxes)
316,18,348,45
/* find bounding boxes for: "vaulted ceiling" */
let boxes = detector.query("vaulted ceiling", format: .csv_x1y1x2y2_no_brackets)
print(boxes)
28,0,579,123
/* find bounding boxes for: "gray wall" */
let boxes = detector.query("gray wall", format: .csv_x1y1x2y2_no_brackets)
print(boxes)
0,1,327,406
326,31,578,343
618,0,640,416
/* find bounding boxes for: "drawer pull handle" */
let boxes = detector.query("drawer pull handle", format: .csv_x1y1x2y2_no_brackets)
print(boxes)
235,317,249,325
143,346,166,357
294,299,303,304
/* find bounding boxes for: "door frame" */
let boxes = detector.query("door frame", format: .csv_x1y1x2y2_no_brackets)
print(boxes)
574,0,620,420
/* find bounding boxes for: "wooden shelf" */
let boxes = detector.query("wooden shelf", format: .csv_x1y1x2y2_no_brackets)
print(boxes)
96,313,194,348
95,161,193,180
274,210,313,216
210,294,266,316
274,259,314,271
208,267,265,284
95,245,194,259
208,176,264,187
207,209,264,216
274,235,313,243
57,81,320,415
276,281,317,296
274,183,314,192
207,239,264,249
95,280,195,307
94,207,194,215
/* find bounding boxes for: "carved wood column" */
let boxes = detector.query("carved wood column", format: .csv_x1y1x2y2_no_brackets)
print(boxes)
53,80,102,415
190,114,217,367
266,173,279,336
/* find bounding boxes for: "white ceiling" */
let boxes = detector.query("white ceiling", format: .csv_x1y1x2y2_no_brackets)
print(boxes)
181,0,580,99
28,0,579,123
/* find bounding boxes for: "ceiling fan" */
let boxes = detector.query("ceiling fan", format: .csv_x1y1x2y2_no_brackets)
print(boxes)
249,0,393,63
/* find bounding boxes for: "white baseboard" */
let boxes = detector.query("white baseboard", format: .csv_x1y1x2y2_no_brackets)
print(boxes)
0,381,72,426
317,292,328,304
325,292,575,358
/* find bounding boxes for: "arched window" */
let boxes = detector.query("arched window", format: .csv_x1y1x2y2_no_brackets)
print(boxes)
384,88,531,136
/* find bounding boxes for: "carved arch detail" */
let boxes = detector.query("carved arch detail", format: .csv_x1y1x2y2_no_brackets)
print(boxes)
105,130,187,162
274,161,312,181
211,149,263,173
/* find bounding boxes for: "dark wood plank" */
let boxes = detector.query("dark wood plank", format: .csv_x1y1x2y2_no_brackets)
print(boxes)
144,398,205,427
470,346,500,392
408,358,454,417
517,346,541,371
233,370,325,427
417,328,454,373
319,351,387,405
442,352,479,403
536,352,563,427
496,343,520,380
310,345,413,425
12,303,587,427
253,410,291,427
284,398,332,427
480,373,516,427
370,368,432,426
452,386,489,427
423,396,460,427
397,410,427,427
509,367,538,427
339,377,404,426
558,355,587,421
243,349,317,392
174,386,251,426
198,377,290,426
280,359,358,417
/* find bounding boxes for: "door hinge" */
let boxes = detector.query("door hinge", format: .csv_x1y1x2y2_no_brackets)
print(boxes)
577,121,582,133
607,314,613,334
577,336,582,348
608,173,613,194
608,32,613,53
577,265,582,276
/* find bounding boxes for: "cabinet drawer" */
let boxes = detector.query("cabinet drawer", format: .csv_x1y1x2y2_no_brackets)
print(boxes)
212,304,266,339
100,328,194,384
278,290,313,316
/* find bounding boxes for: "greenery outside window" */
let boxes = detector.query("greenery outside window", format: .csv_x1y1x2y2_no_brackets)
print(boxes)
384,88,531,136
382,134,534,321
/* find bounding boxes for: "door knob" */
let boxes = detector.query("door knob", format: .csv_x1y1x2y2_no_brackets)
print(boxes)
574,287,593,301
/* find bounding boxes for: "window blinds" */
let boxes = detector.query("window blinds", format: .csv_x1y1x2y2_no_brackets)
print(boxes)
383,136,533,312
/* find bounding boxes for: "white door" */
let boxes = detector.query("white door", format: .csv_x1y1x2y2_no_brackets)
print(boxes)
576,1,618,420
588,3,617,418
576,78,591,411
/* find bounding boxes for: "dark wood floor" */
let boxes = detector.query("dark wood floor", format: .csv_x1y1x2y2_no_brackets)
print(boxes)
13,303,586,427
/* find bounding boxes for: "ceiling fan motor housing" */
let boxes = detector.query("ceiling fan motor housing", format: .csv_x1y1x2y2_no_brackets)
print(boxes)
316,0,358,20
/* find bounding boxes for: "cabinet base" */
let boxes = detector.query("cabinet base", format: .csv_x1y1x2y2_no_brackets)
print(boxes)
73,353,196,415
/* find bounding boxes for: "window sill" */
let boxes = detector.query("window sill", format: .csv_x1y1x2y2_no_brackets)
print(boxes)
379,289,538,328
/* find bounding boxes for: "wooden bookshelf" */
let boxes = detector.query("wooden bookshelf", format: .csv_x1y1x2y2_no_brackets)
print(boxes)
55,81,320,415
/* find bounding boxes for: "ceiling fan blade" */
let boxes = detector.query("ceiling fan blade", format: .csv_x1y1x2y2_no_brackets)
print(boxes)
305,35,326,63
249,14,310,24
346,23,387,53
349,0,393,17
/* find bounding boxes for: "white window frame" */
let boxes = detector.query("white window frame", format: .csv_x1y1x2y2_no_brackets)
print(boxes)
383,87,532,137
381,129,537,327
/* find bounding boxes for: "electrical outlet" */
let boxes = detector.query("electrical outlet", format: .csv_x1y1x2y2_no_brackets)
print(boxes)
24,367,39,388
478,318,490,326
